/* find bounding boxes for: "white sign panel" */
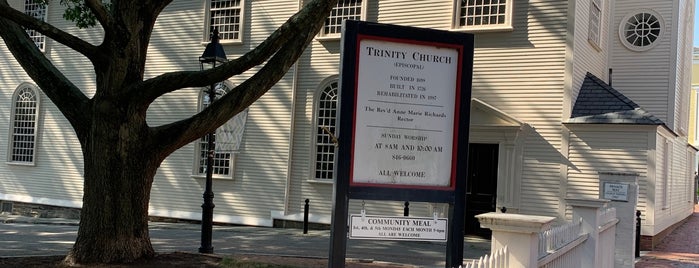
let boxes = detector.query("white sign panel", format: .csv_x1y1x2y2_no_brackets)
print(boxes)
349,215,448,242
352,38,460,188
603,182,629,201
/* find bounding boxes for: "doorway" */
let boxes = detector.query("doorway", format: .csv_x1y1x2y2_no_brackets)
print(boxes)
465,143,499,238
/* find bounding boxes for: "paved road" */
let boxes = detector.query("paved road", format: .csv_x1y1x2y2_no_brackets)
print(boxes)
0,219,490,267
6,207,699,267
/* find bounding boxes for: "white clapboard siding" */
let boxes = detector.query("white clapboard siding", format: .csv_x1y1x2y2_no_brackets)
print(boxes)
651,133,694,235
567,127,651,219
0,1,89,206
611,0,674,126
1,0,692,235
672,0,693,135
210,0,299,219
287,0,571,219
473,0,568,219
149,0,301,221
570,0,611,104
145,1,230,217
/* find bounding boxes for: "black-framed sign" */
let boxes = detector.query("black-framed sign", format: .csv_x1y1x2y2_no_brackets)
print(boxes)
337,21,473,203
330,20,473,268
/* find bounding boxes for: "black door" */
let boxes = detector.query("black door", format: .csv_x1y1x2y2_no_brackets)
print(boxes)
465,143,498,238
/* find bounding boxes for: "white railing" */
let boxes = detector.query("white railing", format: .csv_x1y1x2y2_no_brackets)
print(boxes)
537,220,582,258
474,198,622,268
462,246,508,268
537,220,588,268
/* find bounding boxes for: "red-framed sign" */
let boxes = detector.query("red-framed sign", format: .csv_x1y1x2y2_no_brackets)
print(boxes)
349,34,464,191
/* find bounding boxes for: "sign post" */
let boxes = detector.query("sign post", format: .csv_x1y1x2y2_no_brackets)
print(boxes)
330,20,473,268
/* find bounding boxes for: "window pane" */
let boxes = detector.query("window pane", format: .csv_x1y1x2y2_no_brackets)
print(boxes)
24,0,46,50
621,11,662,50
322,0,362,36
587,0,602,47
458,0,508,27
314,81,339,179
209,0,242,41
197,83,246,176
10,86,38,163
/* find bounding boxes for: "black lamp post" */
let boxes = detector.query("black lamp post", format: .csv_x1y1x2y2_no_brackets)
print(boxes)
198,28,227,254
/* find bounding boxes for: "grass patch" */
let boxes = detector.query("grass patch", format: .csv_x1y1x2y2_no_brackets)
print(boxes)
219,257,300,268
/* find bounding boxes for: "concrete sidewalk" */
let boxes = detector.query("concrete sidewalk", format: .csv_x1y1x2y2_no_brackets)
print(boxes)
7,207,699,268
0,214,490,267
635,205,699,268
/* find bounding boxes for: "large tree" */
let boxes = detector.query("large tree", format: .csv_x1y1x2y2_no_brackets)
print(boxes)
0,0,338,264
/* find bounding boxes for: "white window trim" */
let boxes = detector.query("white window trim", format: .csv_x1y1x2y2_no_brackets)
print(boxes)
203,0,245,44
7,83,41,166
618,9,664,52
309,75,339,182
23,0,48,52
587,0,603,51
451,0,514,33
191,152,239,180
660,137,671,209
191,80,246,180
694,89,699,144
687,149,694,203
315,0,367,41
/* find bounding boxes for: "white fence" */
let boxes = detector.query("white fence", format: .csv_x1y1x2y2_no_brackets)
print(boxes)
473,198,619,268
462,246,509,268
537,219,587,267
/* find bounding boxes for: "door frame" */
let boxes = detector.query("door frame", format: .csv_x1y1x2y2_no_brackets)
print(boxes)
468,98,530,214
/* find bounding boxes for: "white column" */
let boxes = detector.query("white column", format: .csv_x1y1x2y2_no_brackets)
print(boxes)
476,212,555,268
567,198,609,268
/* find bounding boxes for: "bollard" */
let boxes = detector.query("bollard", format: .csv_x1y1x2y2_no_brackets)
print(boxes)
635,210,641,257
404,201,409,216
303,199,309,234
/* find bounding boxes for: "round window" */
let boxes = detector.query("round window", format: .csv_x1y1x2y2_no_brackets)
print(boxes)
619,9,664,51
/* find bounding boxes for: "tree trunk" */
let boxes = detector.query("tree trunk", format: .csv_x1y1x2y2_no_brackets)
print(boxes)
64,103,159,264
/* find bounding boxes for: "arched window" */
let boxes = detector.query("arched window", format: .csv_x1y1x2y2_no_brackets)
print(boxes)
9,83,41,164
313,78,339,180
195,81,248,177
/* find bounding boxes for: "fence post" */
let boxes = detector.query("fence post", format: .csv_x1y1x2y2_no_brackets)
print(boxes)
567,198,609,268
635,210,641,258
303,199,309,234
476,212,555,268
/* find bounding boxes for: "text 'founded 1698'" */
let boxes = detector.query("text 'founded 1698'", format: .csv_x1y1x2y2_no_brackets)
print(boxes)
352,38,459,188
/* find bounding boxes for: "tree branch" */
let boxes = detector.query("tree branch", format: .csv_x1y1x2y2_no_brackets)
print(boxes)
0,0,100,60
84,0,113,30
150,0,338,154
129,0,332,105
0,9,91,135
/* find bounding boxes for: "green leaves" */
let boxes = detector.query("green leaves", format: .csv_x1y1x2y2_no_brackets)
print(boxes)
61,0,98,28
35,0,112,28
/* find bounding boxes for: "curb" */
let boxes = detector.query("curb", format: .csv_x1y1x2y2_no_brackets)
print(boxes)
0,215,79,226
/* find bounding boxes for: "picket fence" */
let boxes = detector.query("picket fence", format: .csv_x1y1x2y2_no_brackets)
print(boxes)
471,198,619,268
462,246,509,268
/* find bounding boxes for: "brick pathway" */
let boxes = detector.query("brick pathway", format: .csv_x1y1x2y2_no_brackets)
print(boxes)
635,205,699,268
